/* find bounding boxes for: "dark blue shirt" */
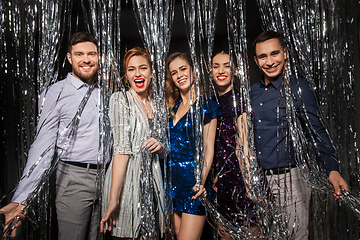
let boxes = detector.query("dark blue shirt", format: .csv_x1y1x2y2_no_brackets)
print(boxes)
250,73,339,174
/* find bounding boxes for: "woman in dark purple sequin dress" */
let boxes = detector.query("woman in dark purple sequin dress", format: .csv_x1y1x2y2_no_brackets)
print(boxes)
211,52,258,239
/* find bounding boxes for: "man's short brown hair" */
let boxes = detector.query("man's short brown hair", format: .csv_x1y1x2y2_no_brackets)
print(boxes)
68,32,98,53
252,30,286,55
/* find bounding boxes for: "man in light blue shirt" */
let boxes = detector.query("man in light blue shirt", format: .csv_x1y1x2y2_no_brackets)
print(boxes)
0,32,102,240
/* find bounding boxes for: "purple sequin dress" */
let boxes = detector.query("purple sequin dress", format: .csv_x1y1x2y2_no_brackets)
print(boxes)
214,89,257,225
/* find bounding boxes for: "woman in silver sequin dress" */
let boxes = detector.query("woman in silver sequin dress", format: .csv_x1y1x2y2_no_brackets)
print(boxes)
100,47,164,239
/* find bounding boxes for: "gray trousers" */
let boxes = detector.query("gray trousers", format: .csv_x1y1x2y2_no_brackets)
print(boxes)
55,161,100,240
267,167,311,240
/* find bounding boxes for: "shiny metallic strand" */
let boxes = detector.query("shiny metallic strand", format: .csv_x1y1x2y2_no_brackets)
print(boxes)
227,0,269,238
256,0,360,239
180,1,272,239
181,1,268,239
132,0,174,149
131,0,174,238
139,149,157,239
1,0,119,239
200,0,287,239
85,0,122,238
180,0,202,192
2,85,96,239
180,0,217,201
0,0,65,239
1,0,39,196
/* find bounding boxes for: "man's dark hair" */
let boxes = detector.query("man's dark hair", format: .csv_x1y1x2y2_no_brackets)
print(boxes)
252,30,286,55
68,32,98,53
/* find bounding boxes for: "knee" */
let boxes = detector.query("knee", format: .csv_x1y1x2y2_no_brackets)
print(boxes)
175,230,180,240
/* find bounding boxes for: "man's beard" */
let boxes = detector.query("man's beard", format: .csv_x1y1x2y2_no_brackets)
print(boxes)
73,66,98,83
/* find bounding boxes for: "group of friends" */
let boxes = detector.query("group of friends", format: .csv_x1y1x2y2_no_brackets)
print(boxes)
0,30,349,240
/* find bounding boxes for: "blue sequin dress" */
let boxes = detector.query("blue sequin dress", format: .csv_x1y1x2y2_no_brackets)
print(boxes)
169,97,219,215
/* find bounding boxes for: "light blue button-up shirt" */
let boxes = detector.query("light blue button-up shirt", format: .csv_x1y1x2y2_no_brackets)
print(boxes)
12,73,100,203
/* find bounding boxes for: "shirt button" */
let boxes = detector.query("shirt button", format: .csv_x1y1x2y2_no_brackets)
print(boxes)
265,88,268,90
258,136,261,139
258,119,261,122
259,152,262,155
260,103,263,106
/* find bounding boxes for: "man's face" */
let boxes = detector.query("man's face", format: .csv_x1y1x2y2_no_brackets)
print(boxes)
254,38,287,85
67,42,99,84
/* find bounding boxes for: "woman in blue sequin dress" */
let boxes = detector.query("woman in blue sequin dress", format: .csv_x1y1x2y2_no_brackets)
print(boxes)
165,52,219,240
211,52,258,239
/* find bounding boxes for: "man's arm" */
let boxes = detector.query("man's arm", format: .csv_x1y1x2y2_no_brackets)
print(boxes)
0,84,62,235
293,77,348,196
12,87,61,203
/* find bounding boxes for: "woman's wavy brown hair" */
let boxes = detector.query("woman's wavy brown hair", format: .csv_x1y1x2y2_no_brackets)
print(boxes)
165,52,192,116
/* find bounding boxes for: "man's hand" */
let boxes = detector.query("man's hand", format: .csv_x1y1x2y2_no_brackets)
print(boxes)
328,171,349,199
0,202,26,238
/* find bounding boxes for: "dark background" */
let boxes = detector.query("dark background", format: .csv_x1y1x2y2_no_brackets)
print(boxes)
1,0,359,239
119,0,264,83
118,0,360,124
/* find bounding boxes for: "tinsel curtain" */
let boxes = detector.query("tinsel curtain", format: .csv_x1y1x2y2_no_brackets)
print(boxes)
1,1,68,238
131,0,175,238
1,0,359,239
0,0,120,238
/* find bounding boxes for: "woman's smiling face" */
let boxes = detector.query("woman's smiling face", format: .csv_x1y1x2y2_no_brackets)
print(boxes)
126,55,152,96
212,53,233,95
169,57,192,93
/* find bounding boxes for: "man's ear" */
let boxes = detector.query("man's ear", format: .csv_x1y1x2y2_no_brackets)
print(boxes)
284,48,288,61
67,52,72,65
254,55,259,66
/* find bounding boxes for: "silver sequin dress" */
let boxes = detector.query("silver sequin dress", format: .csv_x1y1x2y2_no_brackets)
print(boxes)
102,90,164,238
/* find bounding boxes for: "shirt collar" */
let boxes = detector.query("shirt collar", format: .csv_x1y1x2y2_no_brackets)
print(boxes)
67,73,99,90
259,73,284,90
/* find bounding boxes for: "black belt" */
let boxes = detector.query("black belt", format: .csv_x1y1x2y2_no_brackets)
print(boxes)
265,164,296,175
63,161,101,169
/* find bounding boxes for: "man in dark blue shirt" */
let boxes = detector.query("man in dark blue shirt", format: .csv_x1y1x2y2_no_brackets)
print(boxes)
250,31,348,239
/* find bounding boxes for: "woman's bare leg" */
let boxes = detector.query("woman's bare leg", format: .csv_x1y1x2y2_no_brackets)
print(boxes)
174,212,206,240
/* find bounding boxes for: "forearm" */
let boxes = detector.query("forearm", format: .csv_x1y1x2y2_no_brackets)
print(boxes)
201,118,217,186
236,112,251,178
12,91,60,204
109,154,129,203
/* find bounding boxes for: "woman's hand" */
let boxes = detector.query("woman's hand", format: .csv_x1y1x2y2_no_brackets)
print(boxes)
100,201,119,233
192,185,207,199
142,138,165,158
211,176,218,192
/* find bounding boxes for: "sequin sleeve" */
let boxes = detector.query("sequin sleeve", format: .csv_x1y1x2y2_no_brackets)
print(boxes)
109,91,132,155
203,97,220,124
